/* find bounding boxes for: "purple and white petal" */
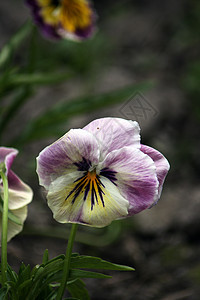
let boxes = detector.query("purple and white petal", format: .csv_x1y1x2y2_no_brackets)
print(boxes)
83,117,141,160
140,144,170,199
36,129,100,189
0,147,18,177
6,170,33,210
98,146,159,215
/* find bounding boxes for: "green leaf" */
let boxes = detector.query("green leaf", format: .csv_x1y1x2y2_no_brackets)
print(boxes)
71,255,135,272
31,259,63,282
17,264,31,286
69,269,111,280
30,264,40,277
42,249,49,265
44,289,59,300
67,279,90,300
15,82,153,144
0,286,8,300
0,282,11,300
6,264,18,283
44,254,65,266
7,71,73,86
17,278,33,294
0,21,32,69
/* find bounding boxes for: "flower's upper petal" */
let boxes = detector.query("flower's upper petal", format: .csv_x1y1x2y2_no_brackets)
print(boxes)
83,117,141,160
140,145,170,199
36,129,100,189
47,172,129,227
0,206,27,243
98,146,159,215
5,170,33,210
0,147,18,176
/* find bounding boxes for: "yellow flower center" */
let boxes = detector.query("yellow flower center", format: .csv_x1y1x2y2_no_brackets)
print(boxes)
60,0,92,33
38,0,92,33
66,169,105,211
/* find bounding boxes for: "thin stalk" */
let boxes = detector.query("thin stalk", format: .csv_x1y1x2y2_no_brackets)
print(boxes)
0,170,9,286
56,223,78,300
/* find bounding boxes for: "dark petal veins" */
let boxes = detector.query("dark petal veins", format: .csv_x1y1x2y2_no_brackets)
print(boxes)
74,157,91,171
91,181,95,210
84,180,90,201
71,182,86,204
95,177,105,207
100,168,117,186
65,170,105,210
97,175,105,188
65,174,87,201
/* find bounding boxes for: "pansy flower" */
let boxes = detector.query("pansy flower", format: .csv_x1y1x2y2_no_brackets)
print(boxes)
36,118,170,227
0,147,33,242
26,0,97,40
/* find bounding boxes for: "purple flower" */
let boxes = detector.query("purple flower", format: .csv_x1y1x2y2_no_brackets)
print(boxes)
36,118,170,227
26,0,97,41
0,147,33,242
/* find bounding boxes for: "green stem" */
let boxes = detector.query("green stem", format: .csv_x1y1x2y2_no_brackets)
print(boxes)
56,223,78,300
0,170,9,286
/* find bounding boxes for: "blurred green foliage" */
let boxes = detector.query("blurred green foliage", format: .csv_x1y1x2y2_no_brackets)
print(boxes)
0,21,150,148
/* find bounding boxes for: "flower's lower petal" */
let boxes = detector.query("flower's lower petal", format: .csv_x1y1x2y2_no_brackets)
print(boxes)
83,117,140,160
0,147,18,176
36,129,100,189
5,170,33,210
81,177,129,227
47,173,129,227
0,206,27,242
98,146,159,215
140,144,170,199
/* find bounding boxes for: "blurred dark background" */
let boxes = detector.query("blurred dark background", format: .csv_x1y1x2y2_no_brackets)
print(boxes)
1,0,200,299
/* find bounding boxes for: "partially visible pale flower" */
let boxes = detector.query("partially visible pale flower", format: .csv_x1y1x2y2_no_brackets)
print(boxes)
26,0,97,41
0,147,33,242
36,118,170,228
